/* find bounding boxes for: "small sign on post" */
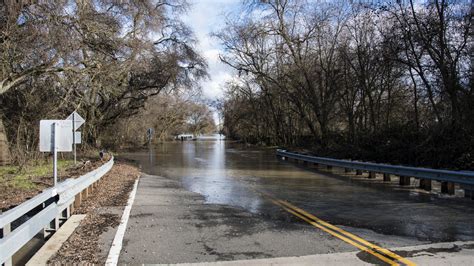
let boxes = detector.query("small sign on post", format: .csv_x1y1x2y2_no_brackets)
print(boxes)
40,120,73,186
74,131,82,144
146,128,154,145
67,111,85,164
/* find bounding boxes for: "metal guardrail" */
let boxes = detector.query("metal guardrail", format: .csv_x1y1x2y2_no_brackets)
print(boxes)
277,149,474,186
0,157,114,265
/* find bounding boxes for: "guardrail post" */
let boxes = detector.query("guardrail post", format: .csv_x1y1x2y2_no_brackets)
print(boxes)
441,182,455,195
368,172,376,179
1,222,13,266
61,206,71,220
399,176,411,186
313,163,319,167
419,179,432,191
326,165,333,172
344,168,351,173
83,187,89,199
383,173,391,182
356,169,363,175
74,192,82,208
45,216,60,236
462,185,473,199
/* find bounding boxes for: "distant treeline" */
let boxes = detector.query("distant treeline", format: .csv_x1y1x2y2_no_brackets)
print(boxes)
218,0,473,169
104,93,216,148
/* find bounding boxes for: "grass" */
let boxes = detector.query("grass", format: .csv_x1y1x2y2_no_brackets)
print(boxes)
0,160,75,190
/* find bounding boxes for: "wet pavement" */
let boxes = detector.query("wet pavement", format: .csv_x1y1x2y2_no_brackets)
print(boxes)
119,141,474,264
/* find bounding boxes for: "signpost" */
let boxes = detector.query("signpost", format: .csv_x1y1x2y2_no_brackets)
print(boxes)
39,120,73,186
146,128,154,145
67,111,85,164
39,111,85,187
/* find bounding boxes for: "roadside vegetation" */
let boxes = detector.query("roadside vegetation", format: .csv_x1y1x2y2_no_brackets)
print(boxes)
218,0,473,169
0,159,77,210
0,160,73,189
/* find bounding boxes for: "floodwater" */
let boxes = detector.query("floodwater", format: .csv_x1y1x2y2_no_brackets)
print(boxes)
122,141,474,242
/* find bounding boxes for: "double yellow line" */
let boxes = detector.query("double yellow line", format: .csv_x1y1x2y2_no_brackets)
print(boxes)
260,191,416,266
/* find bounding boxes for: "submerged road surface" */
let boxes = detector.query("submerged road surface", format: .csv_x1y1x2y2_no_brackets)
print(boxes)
119,141,474,265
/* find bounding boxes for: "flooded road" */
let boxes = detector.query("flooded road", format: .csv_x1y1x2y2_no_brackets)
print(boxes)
122,141,474,243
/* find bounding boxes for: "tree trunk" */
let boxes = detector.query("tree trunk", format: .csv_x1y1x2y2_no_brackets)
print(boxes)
0,117,11,165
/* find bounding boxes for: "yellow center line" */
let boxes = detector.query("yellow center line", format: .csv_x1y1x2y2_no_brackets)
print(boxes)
272,200,399,265
259,190,416,266
276,200,416,266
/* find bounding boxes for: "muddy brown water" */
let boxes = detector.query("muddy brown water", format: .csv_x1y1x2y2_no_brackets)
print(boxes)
121,141,474,242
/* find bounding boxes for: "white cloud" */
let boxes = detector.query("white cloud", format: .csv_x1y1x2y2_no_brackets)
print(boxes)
182,0,240,101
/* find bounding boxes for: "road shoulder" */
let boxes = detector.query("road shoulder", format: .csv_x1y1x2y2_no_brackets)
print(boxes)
47,162,140,264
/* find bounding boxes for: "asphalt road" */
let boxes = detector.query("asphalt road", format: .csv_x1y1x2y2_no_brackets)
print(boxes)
118,142,474,264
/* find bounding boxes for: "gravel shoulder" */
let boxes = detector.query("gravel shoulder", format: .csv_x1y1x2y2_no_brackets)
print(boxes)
48,162,140,265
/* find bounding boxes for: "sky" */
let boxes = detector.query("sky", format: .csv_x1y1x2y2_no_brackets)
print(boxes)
181,0,241,101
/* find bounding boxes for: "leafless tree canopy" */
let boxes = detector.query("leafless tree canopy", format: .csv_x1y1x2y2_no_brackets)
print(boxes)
0,0,207,162
218,0,473,168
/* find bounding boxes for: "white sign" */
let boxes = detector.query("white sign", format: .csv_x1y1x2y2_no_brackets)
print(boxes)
39,120,73,152
74,131,82,144
67,111,85,130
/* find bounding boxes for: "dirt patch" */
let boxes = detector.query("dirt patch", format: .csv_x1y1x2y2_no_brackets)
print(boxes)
48,162,140,265
0,159,105,211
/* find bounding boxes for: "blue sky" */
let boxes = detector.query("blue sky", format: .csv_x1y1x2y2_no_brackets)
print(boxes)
182,0,241,100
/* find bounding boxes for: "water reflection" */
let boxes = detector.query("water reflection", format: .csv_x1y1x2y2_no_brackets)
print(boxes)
179,141,263,213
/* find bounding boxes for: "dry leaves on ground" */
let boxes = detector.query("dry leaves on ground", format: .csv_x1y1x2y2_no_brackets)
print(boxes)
48,162,140,265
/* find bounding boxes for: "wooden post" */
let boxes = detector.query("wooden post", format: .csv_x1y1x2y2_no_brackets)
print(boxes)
383,173,391,182
84,187,89,199
441,182,455,195
326,165,333,171
464,189,473,200
356,169,363,175
462,185,474,199
399,176,411,186
344,168,351,173
419,179,432,191
368,172,376,179
74,192,82,208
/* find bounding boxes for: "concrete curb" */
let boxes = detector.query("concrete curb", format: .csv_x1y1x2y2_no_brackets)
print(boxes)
25,215,86,266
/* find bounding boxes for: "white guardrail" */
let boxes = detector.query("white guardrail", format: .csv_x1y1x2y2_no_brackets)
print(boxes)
0,157,114,265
